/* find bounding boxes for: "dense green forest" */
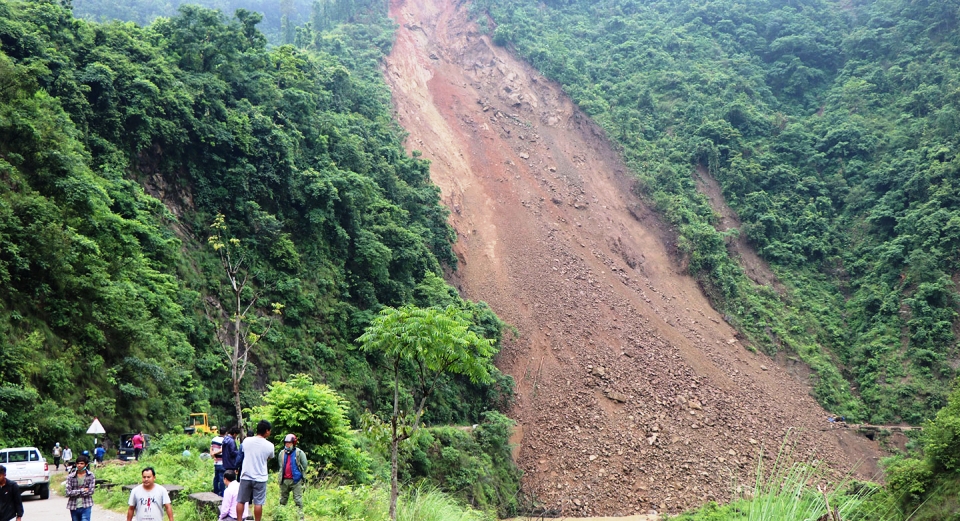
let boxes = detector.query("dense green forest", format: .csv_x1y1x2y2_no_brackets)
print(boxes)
72,0,386,43
0,0,512,451
473,0,960,425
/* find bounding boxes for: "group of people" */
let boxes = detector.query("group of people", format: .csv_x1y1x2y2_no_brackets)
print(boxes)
211,420,309,521
0,421,307,521
51,442,111,474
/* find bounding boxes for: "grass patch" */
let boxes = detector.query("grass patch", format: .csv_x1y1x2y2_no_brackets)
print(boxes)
670,440,897,521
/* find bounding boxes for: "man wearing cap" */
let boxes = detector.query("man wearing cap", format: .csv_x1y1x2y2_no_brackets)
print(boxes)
277,434,308,519
210,435,225,496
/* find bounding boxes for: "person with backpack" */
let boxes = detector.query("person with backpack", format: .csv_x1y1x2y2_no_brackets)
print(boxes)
277,434,308,520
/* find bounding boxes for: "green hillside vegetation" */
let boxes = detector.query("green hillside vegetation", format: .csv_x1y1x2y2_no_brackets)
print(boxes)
0,0,512,457
474,0,960,425
92,419,515,520
71,0,386,44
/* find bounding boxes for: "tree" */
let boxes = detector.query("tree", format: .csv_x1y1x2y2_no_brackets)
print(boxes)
207,214,283,430
247,373,370,481
924,377,960,472
357,305,496,521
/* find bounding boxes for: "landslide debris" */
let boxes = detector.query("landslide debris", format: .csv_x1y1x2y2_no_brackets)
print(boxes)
383,0,884,516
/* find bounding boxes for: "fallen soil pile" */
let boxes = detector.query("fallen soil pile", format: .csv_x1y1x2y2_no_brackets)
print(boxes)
383,0,885,516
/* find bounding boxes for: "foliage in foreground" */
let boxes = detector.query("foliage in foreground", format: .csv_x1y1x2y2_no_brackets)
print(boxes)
678,380,960,520
670,456,894,521
94,431,496,521
360,411,522,518
247,373,372,483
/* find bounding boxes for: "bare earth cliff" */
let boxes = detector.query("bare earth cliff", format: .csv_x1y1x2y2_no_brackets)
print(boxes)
383,0,884,516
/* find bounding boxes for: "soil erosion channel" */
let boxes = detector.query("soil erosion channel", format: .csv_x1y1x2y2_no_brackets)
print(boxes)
384,0,884,516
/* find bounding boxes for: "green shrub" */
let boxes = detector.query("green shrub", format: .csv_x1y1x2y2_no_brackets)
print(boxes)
924,378,960,472
247,374,371,482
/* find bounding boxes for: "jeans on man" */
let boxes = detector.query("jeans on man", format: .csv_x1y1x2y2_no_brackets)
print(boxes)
214,465,225,496
70,506,92,521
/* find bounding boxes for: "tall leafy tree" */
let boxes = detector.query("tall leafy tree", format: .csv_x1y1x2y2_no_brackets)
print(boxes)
357,305,496,521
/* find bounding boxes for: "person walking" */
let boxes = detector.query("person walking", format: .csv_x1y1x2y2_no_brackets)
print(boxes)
132,432,145,461
94,445,106,467
66,455,95,521
0,466,23,521
63,446,74,471
219,470,239,521
221,427,242,476
236,420,274,521
53,443,63,471
210,436,225,496
277,434,308,520
126,467,173,521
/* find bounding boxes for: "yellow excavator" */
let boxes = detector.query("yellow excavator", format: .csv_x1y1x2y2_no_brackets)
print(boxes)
183,413,218,435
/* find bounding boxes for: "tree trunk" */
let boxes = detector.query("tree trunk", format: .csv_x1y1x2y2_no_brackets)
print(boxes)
389,358,400,521
233,379,243,432
390,435,399,521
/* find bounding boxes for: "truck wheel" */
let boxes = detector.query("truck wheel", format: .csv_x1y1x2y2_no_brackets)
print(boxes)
38,484,50,500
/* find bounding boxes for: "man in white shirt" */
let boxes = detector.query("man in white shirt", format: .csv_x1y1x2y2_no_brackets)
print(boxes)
236,420,274,521
126,467,173,521
219,470,239,521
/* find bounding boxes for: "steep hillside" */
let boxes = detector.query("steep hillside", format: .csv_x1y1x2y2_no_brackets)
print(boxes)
383,0,883,516
0,0,508,449
473,0,960,425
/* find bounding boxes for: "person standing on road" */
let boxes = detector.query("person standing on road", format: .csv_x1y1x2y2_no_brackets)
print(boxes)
132,432,145,461
53,443,63,470
236,420,274,521
63,446,74,471
218,470,239,521
126,467,173,521
66,455,95,521
277,434,308,520
0,465,24,521
210,436,225,496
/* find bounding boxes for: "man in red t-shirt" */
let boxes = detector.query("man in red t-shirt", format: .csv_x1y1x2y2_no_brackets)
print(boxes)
277,434,308,519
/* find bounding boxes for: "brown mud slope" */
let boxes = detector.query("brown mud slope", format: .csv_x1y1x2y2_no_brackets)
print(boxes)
384,0,885,516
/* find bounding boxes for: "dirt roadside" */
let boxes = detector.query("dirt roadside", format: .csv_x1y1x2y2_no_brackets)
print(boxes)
383,0,885,516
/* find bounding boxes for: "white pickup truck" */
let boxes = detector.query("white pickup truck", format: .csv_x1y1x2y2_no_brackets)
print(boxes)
0,447,50,499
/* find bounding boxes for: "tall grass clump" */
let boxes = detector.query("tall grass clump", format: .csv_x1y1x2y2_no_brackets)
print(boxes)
671,439,897,521
395,486,491,521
